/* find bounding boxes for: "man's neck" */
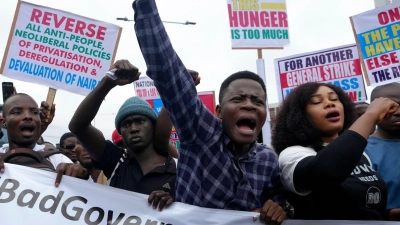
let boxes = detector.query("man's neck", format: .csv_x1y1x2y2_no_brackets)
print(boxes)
373,127,400,140
130,145,167,175
8,142,36,151
234,143,251,157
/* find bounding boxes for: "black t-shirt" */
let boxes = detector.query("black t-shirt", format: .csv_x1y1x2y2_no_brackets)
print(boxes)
92,141,176,196
288,154,387,220
287,156,387,220
280,131,388,220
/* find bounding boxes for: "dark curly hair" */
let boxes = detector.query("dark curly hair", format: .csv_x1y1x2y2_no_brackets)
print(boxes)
272,82,356,154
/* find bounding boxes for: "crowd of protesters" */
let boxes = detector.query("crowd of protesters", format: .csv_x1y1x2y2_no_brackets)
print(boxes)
0,0,400,224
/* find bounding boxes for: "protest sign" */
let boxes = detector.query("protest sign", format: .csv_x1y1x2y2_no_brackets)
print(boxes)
134,76,216,150
274,44,367,103
351,2,400,86
2,163,399,225
0,1,121,96
226,0,289,49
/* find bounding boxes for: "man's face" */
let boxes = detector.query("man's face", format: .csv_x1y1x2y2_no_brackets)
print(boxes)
59,137,78,163
3,95,41,148
119,115,154,152
216,79,267,145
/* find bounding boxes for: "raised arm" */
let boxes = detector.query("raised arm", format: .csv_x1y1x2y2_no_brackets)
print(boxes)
69,60,140,161
133,0,218,147
293,97,398,191
153,107,178,158
153,70,201,158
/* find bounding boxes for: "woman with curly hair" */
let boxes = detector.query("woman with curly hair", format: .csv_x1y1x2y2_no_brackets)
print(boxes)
272,82,398,220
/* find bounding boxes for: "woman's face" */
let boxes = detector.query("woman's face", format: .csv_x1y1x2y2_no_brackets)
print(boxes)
306,86,345,141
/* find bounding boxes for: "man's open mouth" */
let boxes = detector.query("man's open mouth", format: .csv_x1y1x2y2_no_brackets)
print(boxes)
237,119,256,131
20,124,35,135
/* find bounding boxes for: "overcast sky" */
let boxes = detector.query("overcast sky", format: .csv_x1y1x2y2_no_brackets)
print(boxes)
0,0,376,144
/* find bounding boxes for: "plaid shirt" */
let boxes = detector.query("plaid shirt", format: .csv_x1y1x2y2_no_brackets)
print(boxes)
133,0,285,211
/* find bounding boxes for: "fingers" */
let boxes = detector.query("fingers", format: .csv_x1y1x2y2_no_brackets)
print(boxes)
112,59,139,82
50,104,56,117
195,76,201,86
276,213,286,225
388,101,399,114
260,200,286,225
0,156,4,173
148,191,172,211
41,101,50,109
55,163,88,187
55,163,66,187
157,196,172,211
188,69,200,86
369,98,399,122
134,72,142,81
40,101,50,120
152,192,163,209
148,191,156,206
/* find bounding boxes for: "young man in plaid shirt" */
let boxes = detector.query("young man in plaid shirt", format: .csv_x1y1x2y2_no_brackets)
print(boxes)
133,0,286,223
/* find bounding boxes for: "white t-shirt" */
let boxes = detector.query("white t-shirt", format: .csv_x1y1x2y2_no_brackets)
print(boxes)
279,146,316,196
279,145,373,196
0,143,73,169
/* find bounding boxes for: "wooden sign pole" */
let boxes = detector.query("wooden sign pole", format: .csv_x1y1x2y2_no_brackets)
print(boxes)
44,88,56,122
350,17,371,86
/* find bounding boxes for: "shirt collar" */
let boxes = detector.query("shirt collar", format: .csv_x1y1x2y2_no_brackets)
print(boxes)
223,135,258,159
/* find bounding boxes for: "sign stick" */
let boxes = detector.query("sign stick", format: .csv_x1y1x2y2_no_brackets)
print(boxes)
256,49,272,145
350,17,371,86
44,88,56,122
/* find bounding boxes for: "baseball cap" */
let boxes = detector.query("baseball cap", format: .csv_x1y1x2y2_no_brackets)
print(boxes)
112,129,123,144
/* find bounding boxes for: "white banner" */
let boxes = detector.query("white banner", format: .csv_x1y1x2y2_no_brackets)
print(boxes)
0,163,258,225
351,1,400,86
274,44,367,103
226,0,290,49
0,1,121,96
2,164,398,225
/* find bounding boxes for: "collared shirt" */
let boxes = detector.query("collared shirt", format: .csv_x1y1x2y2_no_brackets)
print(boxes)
133,0,285,211
92,141,176,196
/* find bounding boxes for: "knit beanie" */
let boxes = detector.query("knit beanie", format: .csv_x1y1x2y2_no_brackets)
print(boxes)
115,96,157,132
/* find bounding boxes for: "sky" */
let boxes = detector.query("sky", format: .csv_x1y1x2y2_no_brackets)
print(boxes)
0,0,376,144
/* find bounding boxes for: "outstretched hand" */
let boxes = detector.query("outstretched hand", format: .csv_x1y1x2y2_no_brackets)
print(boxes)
107,59,141,86
55,163,88,187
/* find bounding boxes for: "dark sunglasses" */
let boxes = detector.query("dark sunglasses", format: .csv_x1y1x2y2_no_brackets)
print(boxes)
62,145,76,150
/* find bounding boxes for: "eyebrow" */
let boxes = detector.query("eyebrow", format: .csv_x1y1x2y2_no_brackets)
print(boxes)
238,93,262,98
310,92,336,98
9,106,39,110
121,115,146,122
